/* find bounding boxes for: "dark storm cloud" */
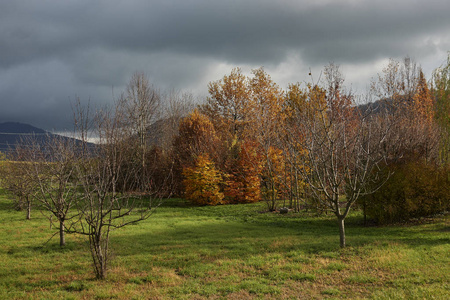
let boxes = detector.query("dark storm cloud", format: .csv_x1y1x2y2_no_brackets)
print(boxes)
1,0,449,131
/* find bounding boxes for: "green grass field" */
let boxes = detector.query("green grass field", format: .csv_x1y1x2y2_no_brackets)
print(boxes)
0,188,449,299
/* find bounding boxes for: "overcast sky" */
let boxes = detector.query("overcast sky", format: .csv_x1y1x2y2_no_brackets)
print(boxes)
1,0,449,132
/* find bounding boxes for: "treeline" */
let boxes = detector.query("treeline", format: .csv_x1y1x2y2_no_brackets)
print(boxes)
170,57,449,226
359,57,450,224
0,56,449,275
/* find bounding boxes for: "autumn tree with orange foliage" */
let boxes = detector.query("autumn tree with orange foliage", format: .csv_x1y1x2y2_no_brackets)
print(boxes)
183,154,224,206
174,109,220,166
223,140,262,203
201,67,251,142
248,68,289,211
173,109,221,196
283,82,326,211
414,70,434,123
199,67,287,205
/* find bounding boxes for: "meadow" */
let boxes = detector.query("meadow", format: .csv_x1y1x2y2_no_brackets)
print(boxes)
0,188,448,299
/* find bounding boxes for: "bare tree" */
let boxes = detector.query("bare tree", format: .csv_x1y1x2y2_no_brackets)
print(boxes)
371,57,440,164
71,98,169,279
372,56,420,109
160,89,196,151
24,135,80,246
119,72,161,170
288,64,390,248
0,151,37,219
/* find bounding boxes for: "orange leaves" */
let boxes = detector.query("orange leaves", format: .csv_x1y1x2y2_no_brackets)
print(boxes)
286,83,328,125
250,67,284,116
182,154,224,206
260,146,287,201
224,140,262,203
174,109,220,165
202,67,251,140
249,68,285,138
193,67,289,205
413,70,434,124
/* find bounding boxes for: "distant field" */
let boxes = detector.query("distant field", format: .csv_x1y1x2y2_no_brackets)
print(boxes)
0,189,449,299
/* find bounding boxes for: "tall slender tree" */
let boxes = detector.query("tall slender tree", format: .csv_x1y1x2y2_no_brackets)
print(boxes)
201,67,251,141
120,72,161,170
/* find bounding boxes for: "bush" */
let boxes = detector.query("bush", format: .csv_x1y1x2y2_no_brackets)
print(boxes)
360,161,449,224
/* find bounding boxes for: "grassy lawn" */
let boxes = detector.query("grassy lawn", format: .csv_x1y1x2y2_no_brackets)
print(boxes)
0,189,449,299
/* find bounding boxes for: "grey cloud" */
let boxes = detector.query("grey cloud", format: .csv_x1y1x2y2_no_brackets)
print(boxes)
3,1,449,66
1,0,449,131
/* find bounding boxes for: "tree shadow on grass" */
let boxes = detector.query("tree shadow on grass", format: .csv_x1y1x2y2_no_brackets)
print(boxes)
4,196,448,284
159,197,194,208
0,191,15,211
112,215,351,264
344,217,450,249
111,210,450,268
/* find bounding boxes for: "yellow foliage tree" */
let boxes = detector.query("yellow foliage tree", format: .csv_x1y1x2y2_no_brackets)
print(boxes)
201,67,251,142
182,154,224,206
260,146,287,211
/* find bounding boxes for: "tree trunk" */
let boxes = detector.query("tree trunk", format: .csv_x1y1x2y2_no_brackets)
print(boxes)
363,199,367,226
91,230,107,280
26,196,31,220
338,217,346,248
96,242,105,279
59,220,66,247
26,202,31,220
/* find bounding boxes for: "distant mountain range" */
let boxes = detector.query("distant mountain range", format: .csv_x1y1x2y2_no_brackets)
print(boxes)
1,100,389,156
0,122,92,156
0,119,175,157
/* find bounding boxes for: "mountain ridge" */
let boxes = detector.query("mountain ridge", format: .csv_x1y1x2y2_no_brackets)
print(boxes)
0,122,47,134
0,122,92,155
